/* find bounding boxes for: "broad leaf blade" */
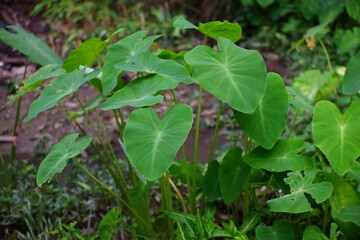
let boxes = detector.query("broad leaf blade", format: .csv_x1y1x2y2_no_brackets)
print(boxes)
24,68,87,122
184,37,267,114
235,73,289,149
98,207,122,240
63,38,108,72
203,160,221,202
37,133,92,187
342,52,360,95
302,225,329,240
219,147,251,204
124,104,193,180
0,26,62,65
198,21,242,42
312,100,360,175
255,220,295,240
173,17,197,29
244,139,313,172
335,203,360,227
102,31,161,95
100,74,177,110
238,212,261,234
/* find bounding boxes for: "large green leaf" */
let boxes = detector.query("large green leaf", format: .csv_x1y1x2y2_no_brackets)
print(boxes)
203,160,221,202
218,147,251,204
255,220,294,240
342,52,360,95
115,52,194,84
37,133,92,187
243,139,313,172
63,38,108,72
198,21,242,42
335,203,360,227
293,70,342,103
100,74,177,110
102,31,161,96
123,104,193,180
12,64,65,100
24,68,87,122
326,173,360,239
346,0,360,22
0,26,62,66
312,100,360,175
184,37,267,114
267,168,333,213
235,73,289,149
302,225,329,240
98,207,123,240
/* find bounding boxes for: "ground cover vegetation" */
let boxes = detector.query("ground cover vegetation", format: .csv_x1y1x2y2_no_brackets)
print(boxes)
0,0,360,239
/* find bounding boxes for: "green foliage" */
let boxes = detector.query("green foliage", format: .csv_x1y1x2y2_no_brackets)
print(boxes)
98,207,123,240
0,26,62,66
255,220,294,240
342,52,360,95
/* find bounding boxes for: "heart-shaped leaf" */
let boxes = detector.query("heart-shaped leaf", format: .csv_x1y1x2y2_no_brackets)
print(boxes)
100,74,178,110
312,100,360,175
203,160,221,202
235,73,289,149
124,104,193,180
302,226,329,240
219,147,251,204
342,52,360,95
102,31,161,95
37,133,92,187
267,168,333,213
24,68,87,122
115,52,194,84
185,37,267,114
244,139,314,172
63,38,108,72
255,220,294,240
12,64,65,100
198,21,242,42
0,26,62,66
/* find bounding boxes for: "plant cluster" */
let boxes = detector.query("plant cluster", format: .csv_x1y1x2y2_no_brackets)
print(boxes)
1,15,359,240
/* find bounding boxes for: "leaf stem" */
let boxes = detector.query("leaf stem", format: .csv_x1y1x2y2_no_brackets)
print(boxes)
287,108,299,139
208,100,222,162
258,174,273,209
160,173,174,237
113,109,123,140
319,39,333,71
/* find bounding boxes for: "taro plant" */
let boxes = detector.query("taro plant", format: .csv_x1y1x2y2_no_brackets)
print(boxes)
2,16,360,239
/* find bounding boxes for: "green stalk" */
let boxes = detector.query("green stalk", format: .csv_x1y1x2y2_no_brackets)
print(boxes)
10,57,28,169
113,109,123,139
322,200,330,233
208,100,223,162
0,150,7,187
242,179,250,222
160,173,174,238
319,39,333,71
258,174,273,209
287,108,299,139
76,160,155,235
190,85,203,214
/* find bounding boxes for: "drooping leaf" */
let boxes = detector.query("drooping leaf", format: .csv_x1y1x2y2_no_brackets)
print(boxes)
219,147,251,204
346,0,360,22
293,70,342,103
185,37,267,114
326,173,360,239
244,139,313,172
334,27,360,55
63,38,108,72
70,94,106,120
267,168,333,213
235,73,289,149
37,133,92,187
173,17,197,29
169,159,203,188
115,52,193,84
238,212,261,234
98,207,123,240
0,26,62,65
255,220,295,240
335,203,360,227
203,160,221,202
100,74,177,110
102,31,161,95
123,104,193,181
12,64,65,100
286,87,314,112
198,21,242,42
342,52,360,95
24,68,86,122
302,225,329,240
312,100,360,175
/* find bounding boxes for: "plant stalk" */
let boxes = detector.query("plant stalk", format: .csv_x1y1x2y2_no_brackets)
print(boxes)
208,100,222,162
319,39,333,71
